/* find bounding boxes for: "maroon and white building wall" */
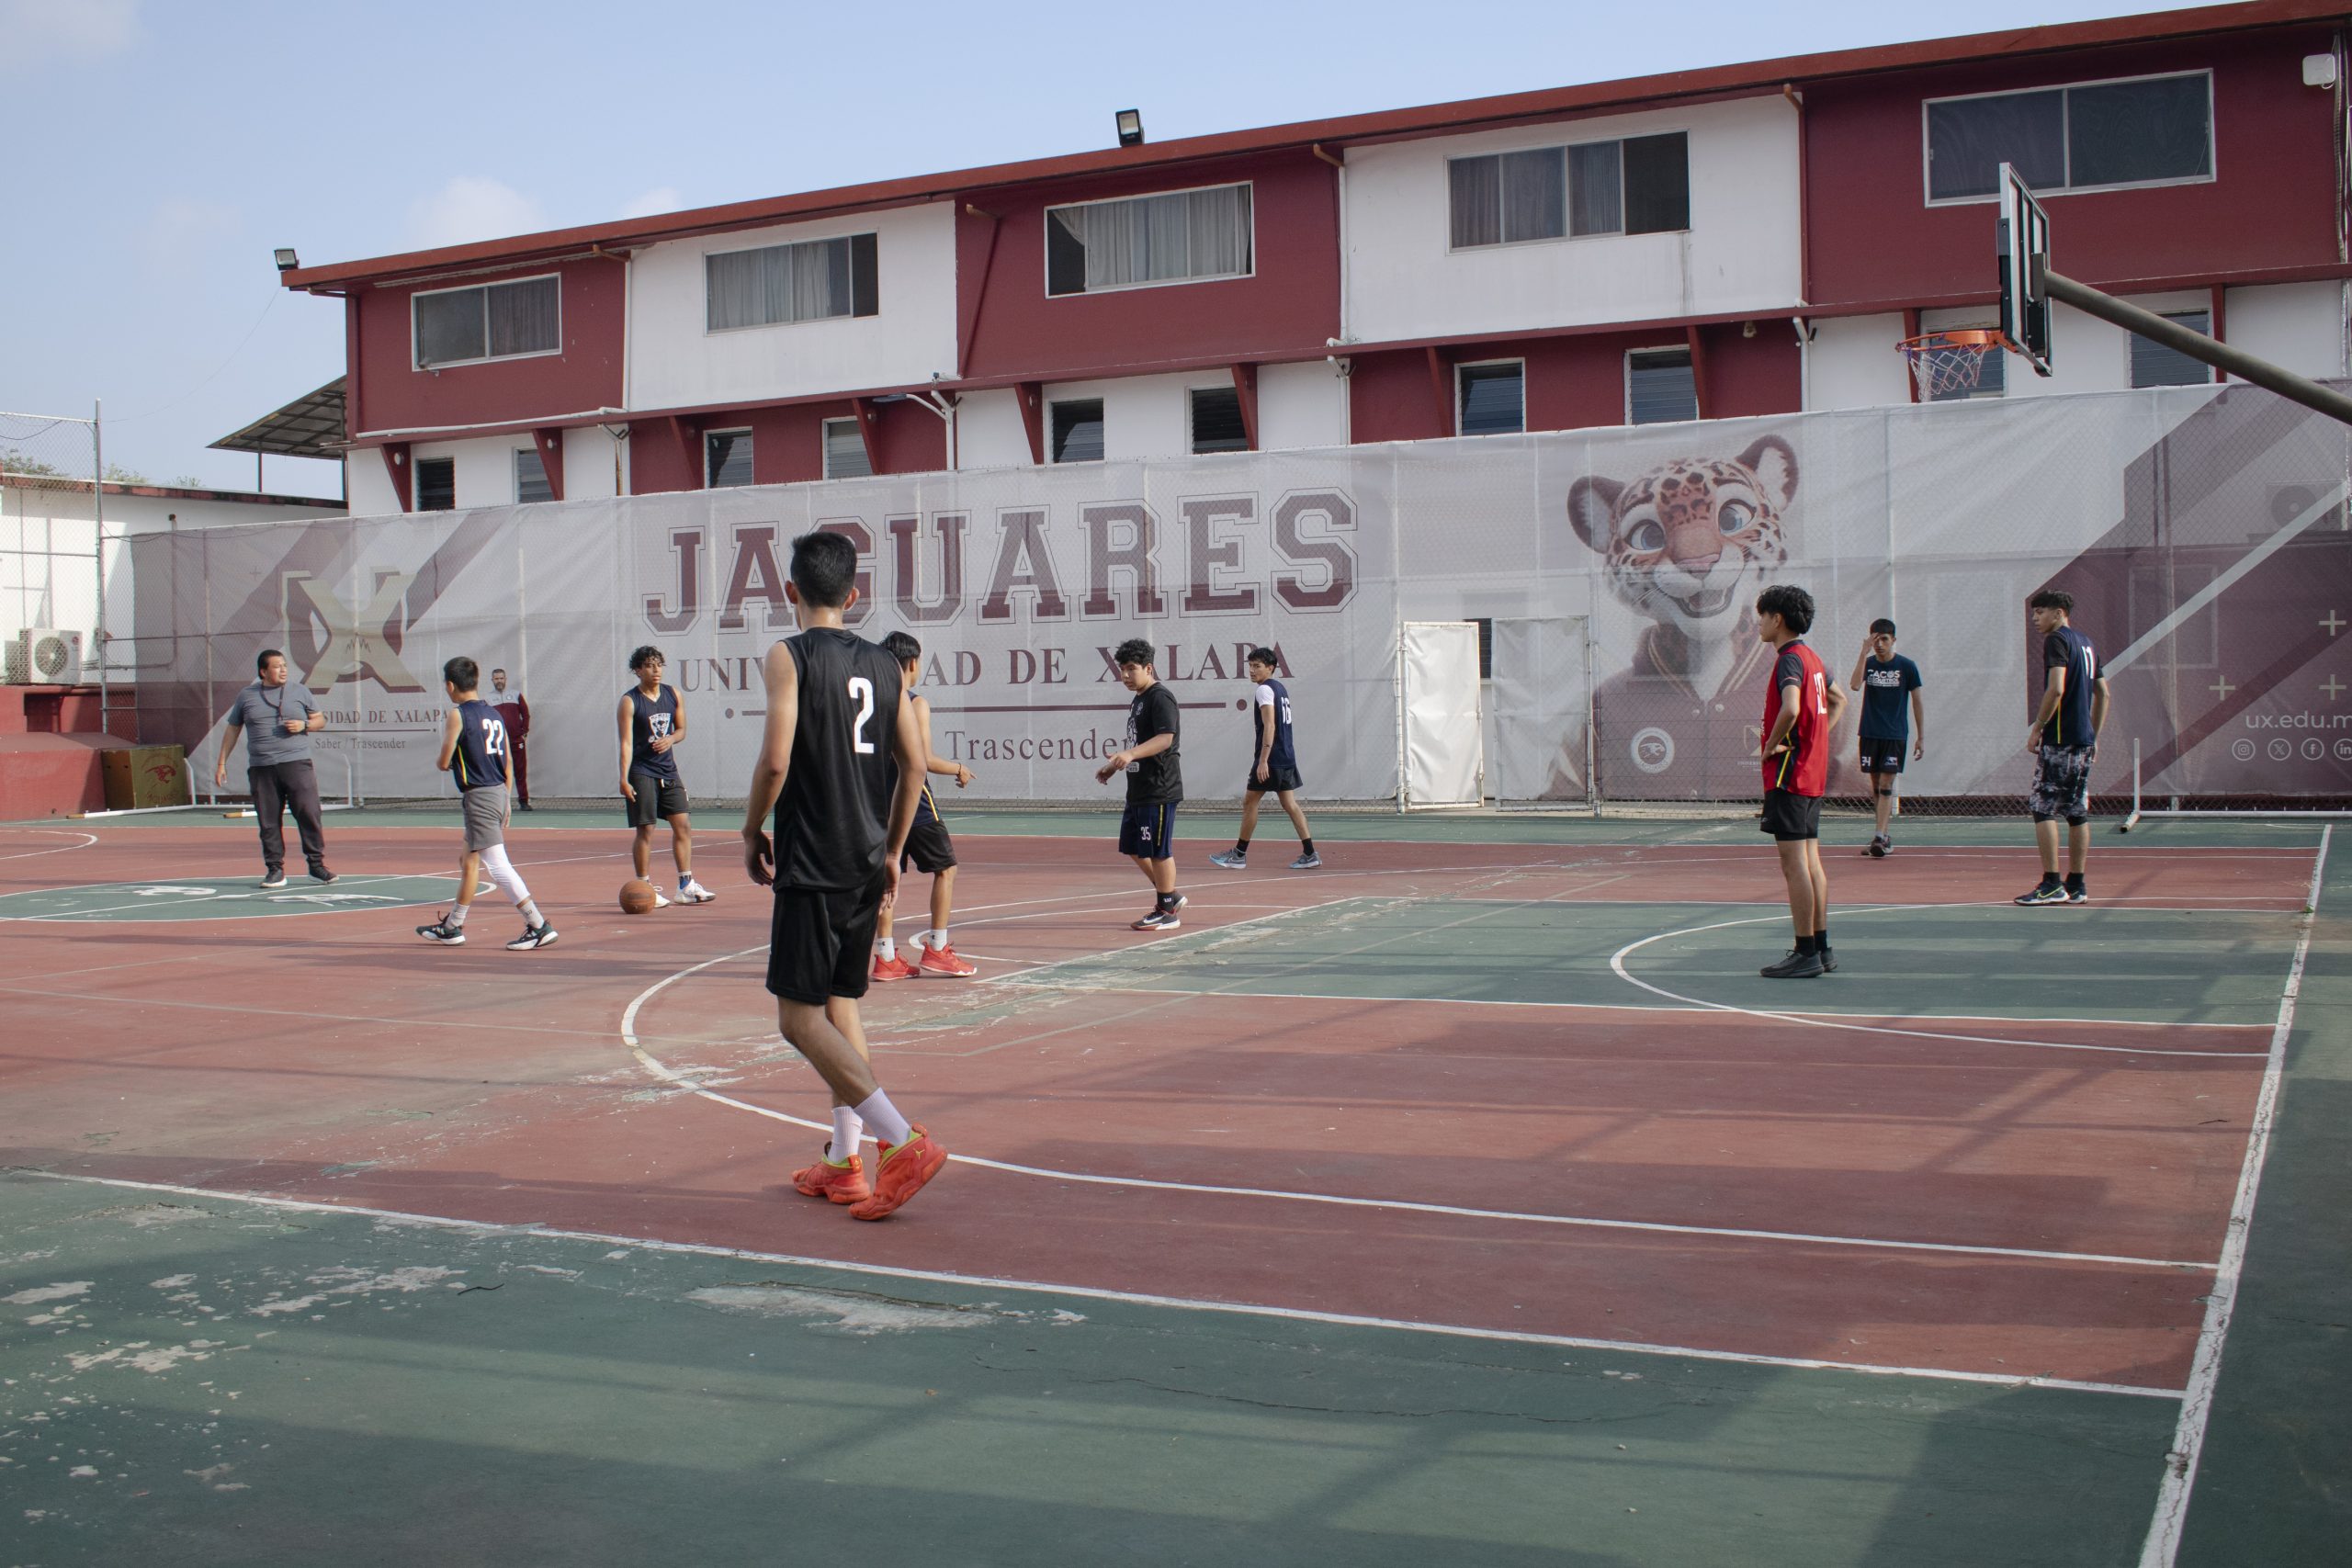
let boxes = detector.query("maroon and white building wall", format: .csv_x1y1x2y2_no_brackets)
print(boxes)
282,0,2352,521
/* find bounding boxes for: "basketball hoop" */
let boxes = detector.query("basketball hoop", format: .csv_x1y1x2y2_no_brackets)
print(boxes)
1899,329,2008,401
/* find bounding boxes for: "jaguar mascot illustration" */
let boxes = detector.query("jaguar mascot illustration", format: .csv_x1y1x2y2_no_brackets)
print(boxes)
1560,434,1829,799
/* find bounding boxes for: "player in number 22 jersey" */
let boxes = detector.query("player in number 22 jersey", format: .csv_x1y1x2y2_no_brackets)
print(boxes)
742,529,946,1222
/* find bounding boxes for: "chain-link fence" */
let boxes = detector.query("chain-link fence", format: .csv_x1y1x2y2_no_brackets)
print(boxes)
113,381,2352,815
0,410,106,684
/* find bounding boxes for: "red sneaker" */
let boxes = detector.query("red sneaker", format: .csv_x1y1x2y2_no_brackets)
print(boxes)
847,1127,947,1221
871,953,920,982
789,1146,871,1204
917,942,977,977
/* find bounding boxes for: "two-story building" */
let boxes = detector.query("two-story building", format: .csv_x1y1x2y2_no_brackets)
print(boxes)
268,0,2350,518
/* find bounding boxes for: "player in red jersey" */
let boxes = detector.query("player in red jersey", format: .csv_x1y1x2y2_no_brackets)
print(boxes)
1755,584,1846,978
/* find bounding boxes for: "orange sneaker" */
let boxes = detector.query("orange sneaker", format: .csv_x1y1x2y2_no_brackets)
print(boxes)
917,942,978,977
871,953,920,982
847,1126,946,1221
789,1146,871,1204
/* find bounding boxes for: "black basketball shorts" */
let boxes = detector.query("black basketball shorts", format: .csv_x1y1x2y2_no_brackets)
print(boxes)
902,812,957,875
1758,788,1823,842
1245,763,1304,795
766,870,888,1005
1857,739,1906,777
625,770,689,828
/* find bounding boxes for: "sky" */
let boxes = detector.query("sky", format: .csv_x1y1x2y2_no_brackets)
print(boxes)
2,0,2216,501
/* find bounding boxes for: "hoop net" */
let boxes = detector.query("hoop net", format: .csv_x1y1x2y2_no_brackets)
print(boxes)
1899,329,2007,400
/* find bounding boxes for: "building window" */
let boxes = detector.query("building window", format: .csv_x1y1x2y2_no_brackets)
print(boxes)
1049,400,1103,463
1449,133,1688,248
1627,349,1698,425
1046,183,1252,296
413,276,560,369
823,417,872,479
1925,71,2211,201
1457,361,1525,435
1190,387,1249,454
2131,310,2215,388
415,457,456,512
705,429,753,488
514,447,553,503
706,234,878,332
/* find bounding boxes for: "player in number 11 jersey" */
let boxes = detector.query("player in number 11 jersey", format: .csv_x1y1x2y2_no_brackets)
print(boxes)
741,530,947,1222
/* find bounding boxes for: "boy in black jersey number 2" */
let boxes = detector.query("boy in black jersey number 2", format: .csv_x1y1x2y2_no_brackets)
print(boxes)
742,532,948,1222
2016,588,2111,907
1096,638,1186,931
416,657,557,950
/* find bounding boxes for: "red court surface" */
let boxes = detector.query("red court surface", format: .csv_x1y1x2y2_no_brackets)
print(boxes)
0,823,2315,1401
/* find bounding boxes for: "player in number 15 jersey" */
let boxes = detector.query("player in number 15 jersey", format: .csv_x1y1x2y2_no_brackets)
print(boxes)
742,530,947,1223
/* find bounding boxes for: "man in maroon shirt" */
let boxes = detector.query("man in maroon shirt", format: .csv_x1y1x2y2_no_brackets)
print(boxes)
491,668,531,810
1755,584,1846,979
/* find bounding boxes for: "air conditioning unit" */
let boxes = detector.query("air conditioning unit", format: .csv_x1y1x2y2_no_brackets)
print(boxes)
6,628,84,685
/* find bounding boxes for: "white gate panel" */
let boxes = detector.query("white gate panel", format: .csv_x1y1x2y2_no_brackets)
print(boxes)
1401,621,1482,807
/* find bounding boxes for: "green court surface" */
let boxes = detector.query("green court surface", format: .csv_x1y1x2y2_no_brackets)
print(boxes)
0,875,454,923
0,1174,2179,1568
1015,897,2303,1025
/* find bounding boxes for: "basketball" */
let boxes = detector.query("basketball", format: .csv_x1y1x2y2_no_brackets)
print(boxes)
619,878,659,915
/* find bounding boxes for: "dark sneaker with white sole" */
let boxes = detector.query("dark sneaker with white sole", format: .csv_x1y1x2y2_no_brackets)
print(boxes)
1864,835,1890,858
1817,947,1838,973
2015,880,2069,906
1760,948,1826,978
2065,880,2088,904
309,864,337,885
259,870,288,889
505,923,559,951
415,917,466,945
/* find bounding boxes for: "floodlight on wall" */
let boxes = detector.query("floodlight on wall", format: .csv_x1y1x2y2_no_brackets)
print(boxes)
1115,109,1144,147
274,248,299,271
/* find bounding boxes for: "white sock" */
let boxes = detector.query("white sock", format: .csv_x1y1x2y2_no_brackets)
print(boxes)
927,929,948,951
446,903,469,928
852,1089,913,1148
517,897,543,927
876,935,896,962
829,1105,864,1165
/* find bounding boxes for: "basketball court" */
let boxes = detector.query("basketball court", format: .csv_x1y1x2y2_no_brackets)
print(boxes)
2,807,2341,1565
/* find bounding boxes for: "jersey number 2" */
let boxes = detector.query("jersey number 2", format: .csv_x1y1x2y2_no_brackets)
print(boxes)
848,677,876,753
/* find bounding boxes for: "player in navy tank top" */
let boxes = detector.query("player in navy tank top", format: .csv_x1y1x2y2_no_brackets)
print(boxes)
1210,649,1318,872
740,530,948,1220
416,656,556,951
617,647,712,905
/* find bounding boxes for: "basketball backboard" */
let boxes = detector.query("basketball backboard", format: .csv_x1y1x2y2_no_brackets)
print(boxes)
1997,162,2052,377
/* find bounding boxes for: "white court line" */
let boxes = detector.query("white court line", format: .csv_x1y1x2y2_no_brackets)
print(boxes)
1609,905,2272,1058
988,979,2270,1038
4,1168,2180,1401
2137,825,2334,1567
0,829,97,861
621,944,2219,1272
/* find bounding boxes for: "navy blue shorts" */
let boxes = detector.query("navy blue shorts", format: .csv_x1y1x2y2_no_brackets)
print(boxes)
1118,800,1177,860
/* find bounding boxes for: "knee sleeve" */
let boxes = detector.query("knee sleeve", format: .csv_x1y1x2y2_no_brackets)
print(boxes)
477,843,531,906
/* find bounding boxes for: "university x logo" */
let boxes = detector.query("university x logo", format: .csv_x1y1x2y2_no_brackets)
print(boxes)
282,570,424,693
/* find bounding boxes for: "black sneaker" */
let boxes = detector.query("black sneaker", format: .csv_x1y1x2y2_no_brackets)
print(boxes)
309,864,337,885
506,923,559,951
1132,894,1186,931
2015,881,2069,906
415,916,466,945
2065,881,2088,904
258,869,288,890
1817,946,1838,974
1761,948,1826,978
1865,835,1890,859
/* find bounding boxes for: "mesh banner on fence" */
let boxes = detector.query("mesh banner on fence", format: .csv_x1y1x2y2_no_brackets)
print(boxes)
129,384,2352,809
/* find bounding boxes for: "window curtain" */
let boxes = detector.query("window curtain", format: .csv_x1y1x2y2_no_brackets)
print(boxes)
707,239,852,330
1569,142,1623,236
1449,157,1501,248
1051,186,1251,289
1500,149,1565,243
486,277,559,356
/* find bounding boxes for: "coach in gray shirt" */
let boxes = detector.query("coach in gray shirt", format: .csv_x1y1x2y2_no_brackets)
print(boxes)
214,648,336,889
